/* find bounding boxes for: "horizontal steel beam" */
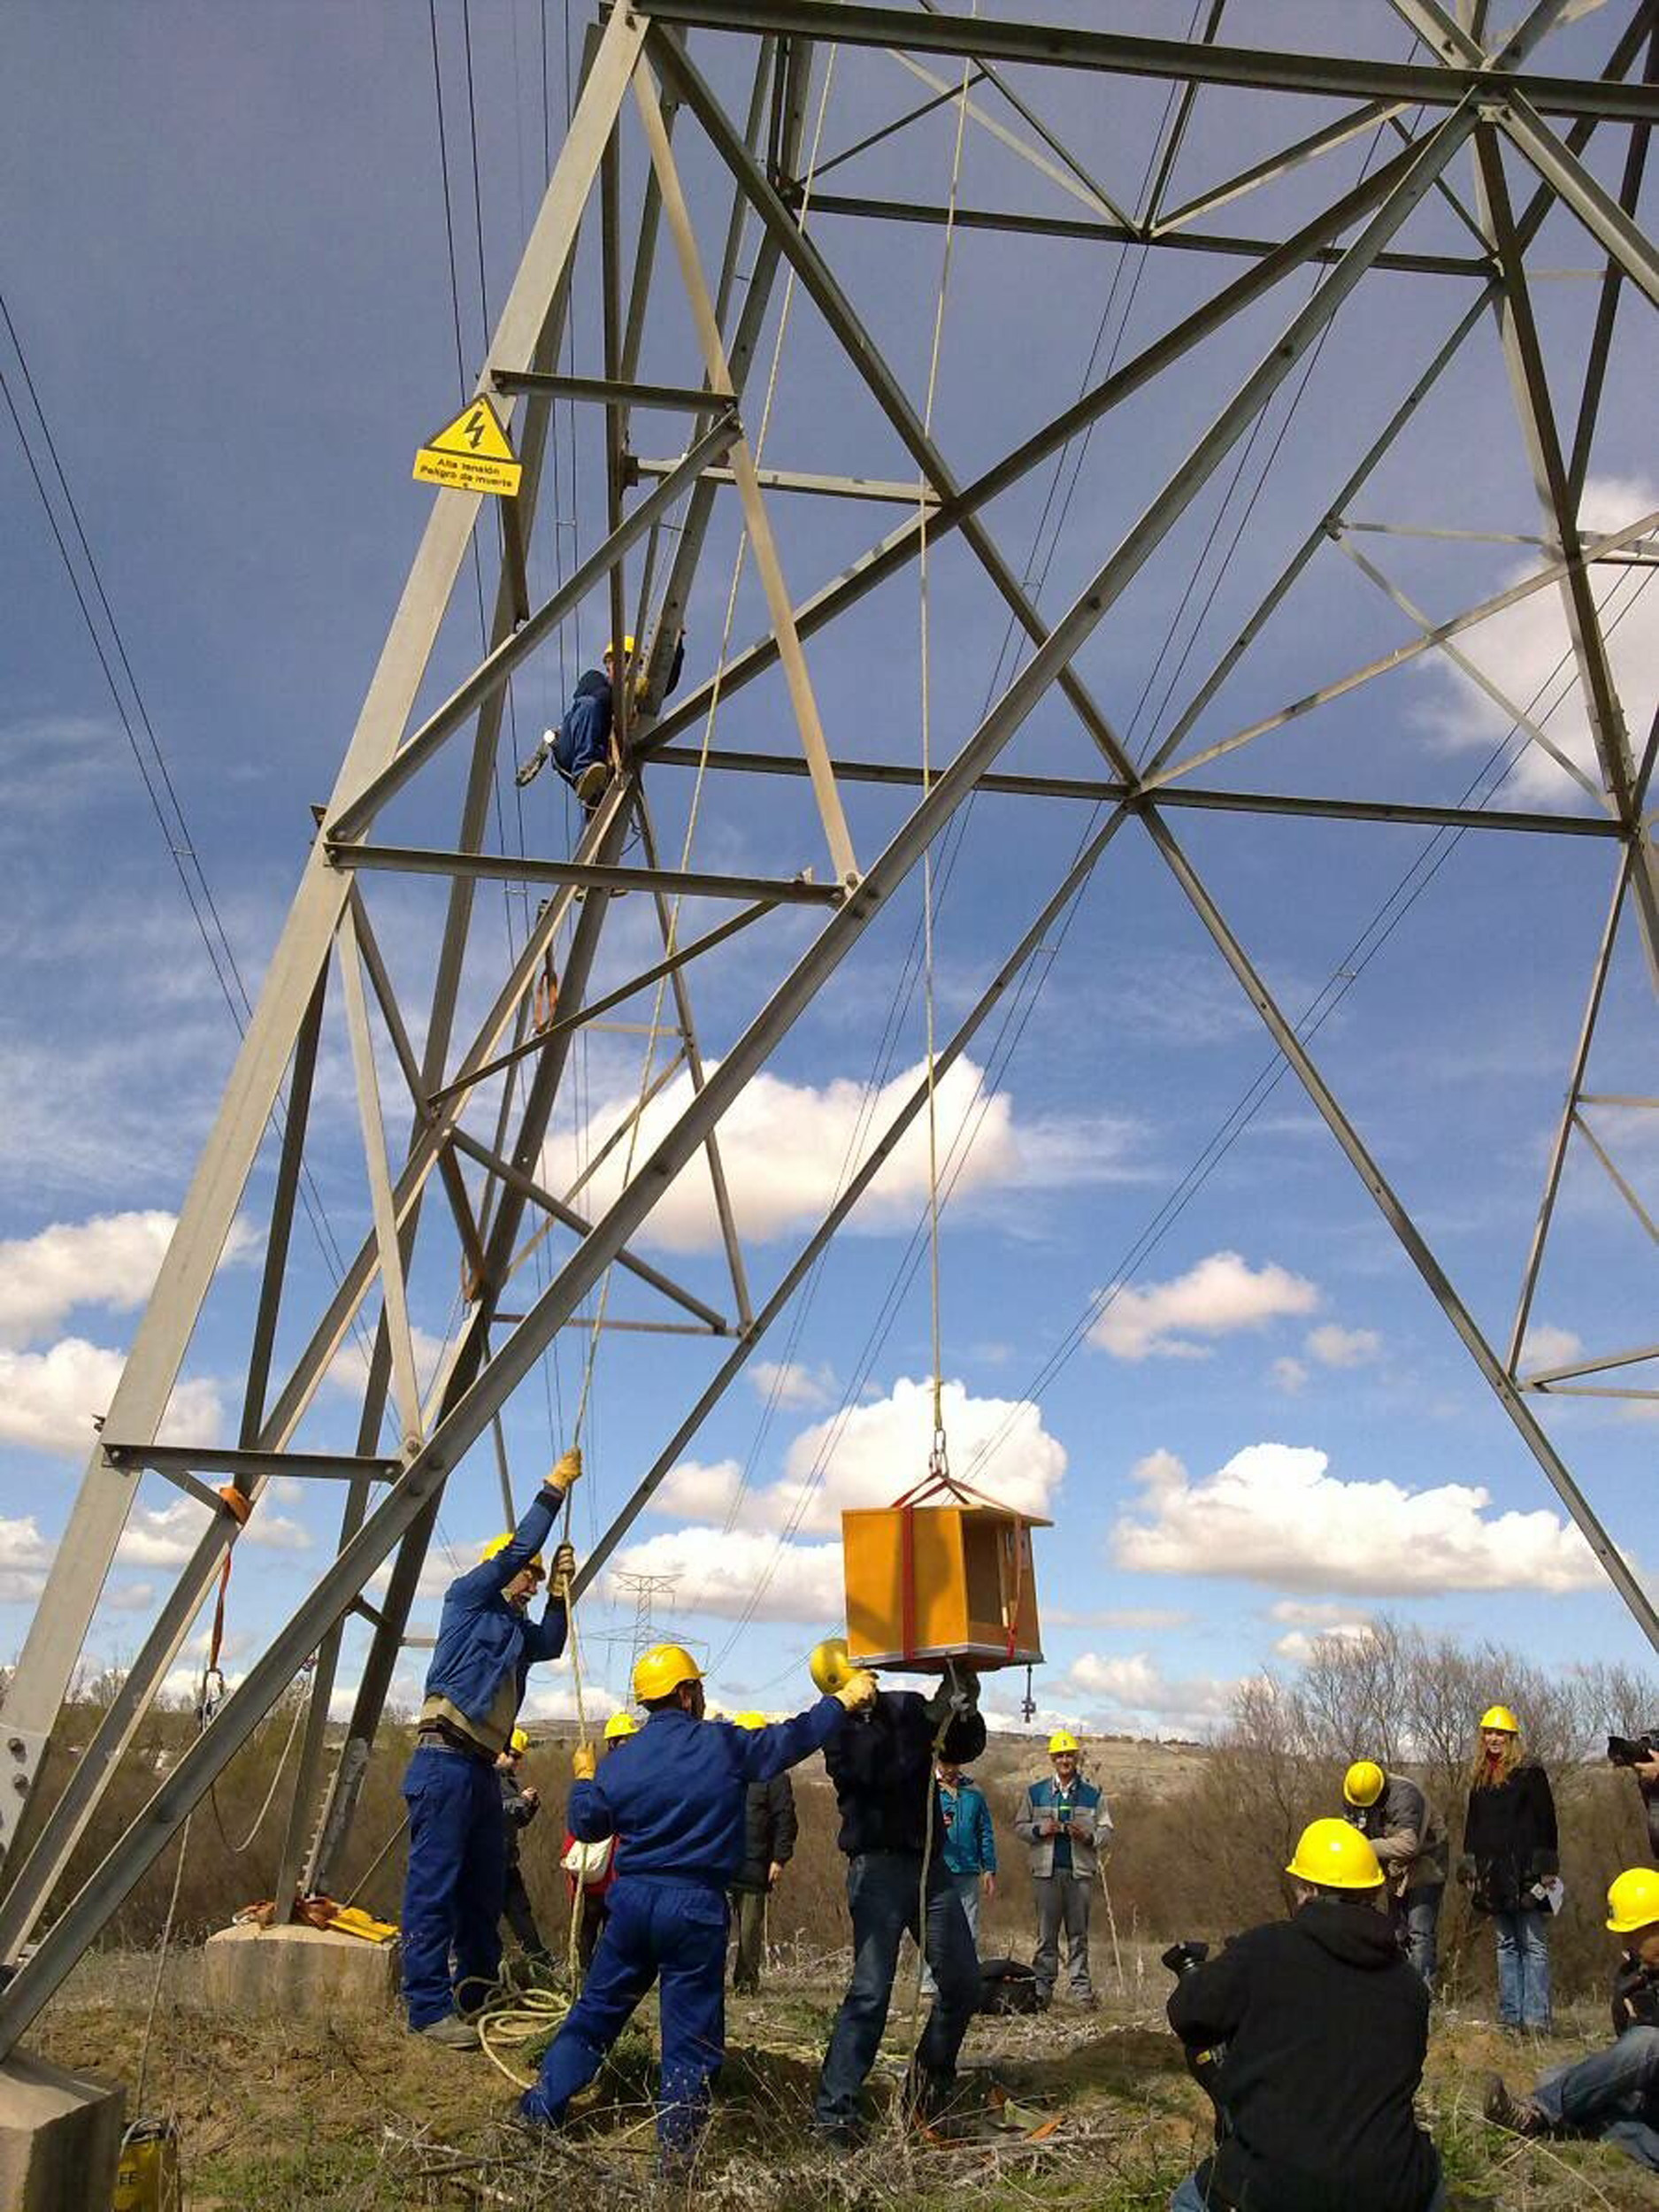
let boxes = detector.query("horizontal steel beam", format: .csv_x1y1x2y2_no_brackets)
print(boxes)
646,745,1624,834
630,455,940,505
1520,1340,1659,1385
639,1,1659,119
491,367,727,412
329,841,842,906
100,1445,400,1481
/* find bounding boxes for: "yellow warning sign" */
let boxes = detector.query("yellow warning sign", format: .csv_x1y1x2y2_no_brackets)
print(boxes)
412,395,522,496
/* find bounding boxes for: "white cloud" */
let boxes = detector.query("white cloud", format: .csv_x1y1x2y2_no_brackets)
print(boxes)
0,1515,55,1603
1090,1252,1319,1361
1273,1622,1374,1662
540,1057,1140,1253
1305,1325,1380,1369
0,1211,177,1348
1518,1323,1583,1375
749,1359,836,1412
1269,1599,1356,1625
1045,1604,1191,1631
104,1581,156,1615
1060,1651,1238,1734
1272,1357,1309,1394
1112,1441,1605,1594
650,1457,747,1523
1415,473,1659,804
604,1525,844,1624
116,1491,314,1568
0,1340,222,1459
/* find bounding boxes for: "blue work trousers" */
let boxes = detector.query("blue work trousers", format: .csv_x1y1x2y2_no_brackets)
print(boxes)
815,1850,979,2128
522,1876,728,2151
1533,2024,1659,2172
1492,1907,1552,2029
553,691,609,784
400,1744,505,2028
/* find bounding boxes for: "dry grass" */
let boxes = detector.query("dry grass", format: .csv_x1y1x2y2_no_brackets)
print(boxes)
36,1944,1656,2210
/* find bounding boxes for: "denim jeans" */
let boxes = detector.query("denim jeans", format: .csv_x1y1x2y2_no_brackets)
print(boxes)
553,688,609,783
815,1851,979,2128
1402,1883,1443,1986
1170,2170,1448,2209
1532,2024,1659,2172
920,1870,980,1996
1492,1907,1552,2028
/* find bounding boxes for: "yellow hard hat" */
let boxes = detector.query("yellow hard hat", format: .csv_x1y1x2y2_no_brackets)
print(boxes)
1344,1759,1386,1808
809,1637,853,1694
632,1641,702,1702
509,1727,529,1755
1286,1816,1386,1891
1048,1731,1079,1755
606,634,636,659
733,1710,767,1731
1479,1705,1520,1734
603,1711,639,1741
480,1532,545,1573
1606,1867,1659,1935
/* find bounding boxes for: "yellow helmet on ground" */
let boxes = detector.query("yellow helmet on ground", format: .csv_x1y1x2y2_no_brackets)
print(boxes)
1048,1731,1079,1755
603,1711,639,1741
508,1727,529,1755
809,1637,853,1694
1286,1817,1386,1891
632,1642,702,1702
1344,1759,1386,1808
1479,1705,1520,1734
480,1532,545,1572
1606,1867,1659,1935
733,1710,767,1731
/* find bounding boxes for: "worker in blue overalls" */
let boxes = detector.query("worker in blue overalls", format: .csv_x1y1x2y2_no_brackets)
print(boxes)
400,1448,581,2048
519,1640,878,2165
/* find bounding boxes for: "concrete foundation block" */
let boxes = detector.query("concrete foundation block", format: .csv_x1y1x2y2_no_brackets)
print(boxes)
0,2047,124,2212
203,1920,400,2018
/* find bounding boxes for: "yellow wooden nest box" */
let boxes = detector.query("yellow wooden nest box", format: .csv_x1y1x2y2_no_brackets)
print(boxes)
841,1483,1048,1672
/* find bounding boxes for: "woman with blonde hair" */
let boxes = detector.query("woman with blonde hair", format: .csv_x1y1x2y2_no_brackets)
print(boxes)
1457,1704,1559,2031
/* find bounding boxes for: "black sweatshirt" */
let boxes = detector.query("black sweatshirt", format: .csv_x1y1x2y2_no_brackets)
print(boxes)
1461,1758,1558,1913
1167,1898,1439,2212
824,1689,987,1861
732,1771,798,1894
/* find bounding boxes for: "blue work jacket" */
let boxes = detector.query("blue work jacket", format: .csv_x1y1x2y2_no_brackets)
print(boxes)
420,1486,568,1725
939,1778,996,1877
568,1696,845,1888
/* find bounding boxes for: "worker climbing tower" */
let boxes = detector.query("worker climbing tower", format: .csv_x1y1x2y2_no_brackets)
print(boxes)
0,19,1654,2189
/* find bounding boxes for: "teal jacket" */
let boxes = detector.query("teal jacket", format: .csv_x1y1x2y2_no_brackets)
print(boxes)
939,1778,996,1877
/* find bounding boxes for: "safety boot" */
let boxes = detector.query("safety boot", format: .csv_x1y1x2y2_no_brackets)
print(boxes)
1482,2074,1545,2136
418,2012,481,2050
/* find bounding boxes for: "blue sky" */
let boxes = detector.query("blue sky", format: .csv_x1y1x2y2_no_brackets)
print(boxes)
1,2,1653,1745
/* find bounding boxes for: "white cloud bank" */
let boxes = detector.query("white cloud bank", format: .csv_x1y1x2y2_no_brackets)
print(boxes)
616,1376,1067,1623
1112,1442,1603,1594
0,1340,223,1459
1415,474,1659,805
1091,1252,1319,1361
541,1058,1140,1253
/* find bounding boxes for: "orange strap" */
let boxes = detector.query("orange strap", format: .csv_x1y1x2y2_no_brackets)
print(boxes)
207,1487,253,1678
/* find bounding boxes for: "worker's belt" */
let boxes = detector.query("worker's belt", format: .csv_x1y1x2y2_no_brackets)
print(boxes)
417,1721,497,1764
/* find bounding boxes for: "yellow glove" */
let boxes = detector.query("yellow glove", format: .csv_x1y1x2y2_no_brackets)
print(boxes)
550,1540,577,1591
548,1447,582,1494
833,1668,879,1713
572,1743,597,1781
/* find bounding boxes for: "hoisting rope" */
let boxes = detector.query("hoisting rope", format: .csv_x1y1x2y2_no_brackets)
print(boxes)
897,30,976,2107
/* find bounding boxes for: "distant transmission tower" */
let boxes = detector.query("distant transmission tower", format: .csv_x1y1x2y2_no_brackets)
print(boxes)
613,1571,682,1673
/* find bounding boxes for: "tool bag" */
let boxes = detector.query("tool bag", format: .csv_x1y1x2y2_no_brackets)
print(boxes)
977,1956,1045,2015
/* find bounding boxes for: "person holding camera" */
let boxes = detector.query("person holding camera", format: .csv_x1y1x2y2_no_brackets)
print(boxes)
1485,1866,1659,2172
1165,1819,1441,2212
1608,1728,1659,1862
1340,1759,1449,1986
1015,1730,1110,2008
1458,1704,1558,2032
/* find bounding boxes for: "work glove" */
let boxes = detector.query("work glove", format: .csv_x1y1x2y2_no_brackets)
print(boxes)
833,1668,879,1714
547,1447,582,1494
549,1540,577,1591
572,1743,597,1781
515,741,549,788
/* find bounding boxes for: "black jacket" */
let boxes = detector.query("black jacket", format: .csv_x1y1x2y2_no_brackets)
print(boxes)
563,634,685,749
825,1689,987,1861
1461,1759,1558,1913
1613,1952,1659,2038
498,1770,539,1866
1167,1899,1438,2212
732,1772,798,1893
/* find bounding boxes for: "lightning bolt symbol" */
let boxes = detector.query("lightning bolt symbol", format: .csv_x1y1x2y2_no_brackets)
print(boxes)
465,407,486,450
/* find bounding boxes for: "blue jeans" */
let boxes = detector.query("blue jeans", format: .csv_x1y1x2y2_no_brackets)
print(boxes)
1533,2024,1659,2172
816,1851,980,2128
1492,1907,1551,2028
1402,1884,1443,1987
400,1744,505,2028
1171,2171,1448,2210
553,689,609,783
921,1870,981,1996
522,1876,728,2151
